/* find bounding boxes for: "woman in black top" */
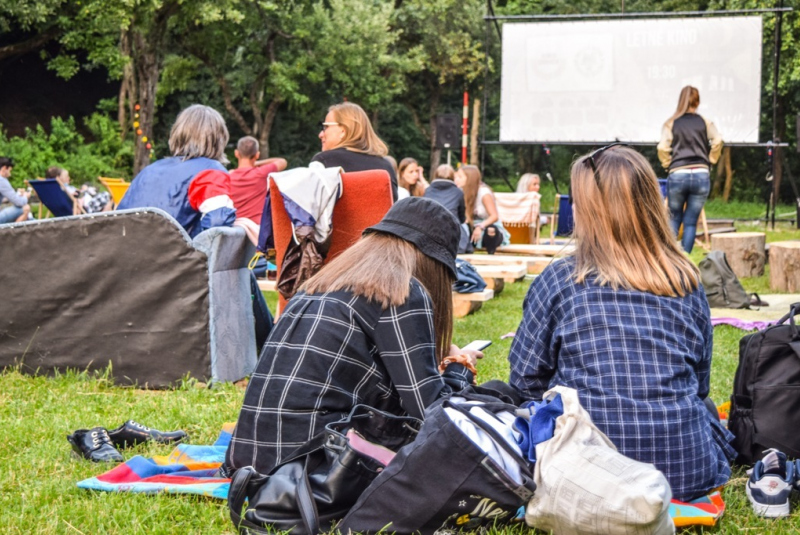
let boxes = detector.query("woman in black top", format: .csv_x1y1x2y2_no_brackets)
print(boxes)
312,102,398,201
223,197,482,476
657,86,723,253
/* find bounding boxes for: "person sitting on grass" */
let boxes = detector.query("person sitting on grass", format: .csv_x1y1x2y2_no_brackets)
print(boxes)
508,145,736,502
0,157,30,223
222,197,484,477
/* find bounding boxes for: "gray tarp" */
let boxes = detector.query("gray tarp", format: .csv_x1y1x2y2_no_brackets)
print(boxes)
0,209,216,387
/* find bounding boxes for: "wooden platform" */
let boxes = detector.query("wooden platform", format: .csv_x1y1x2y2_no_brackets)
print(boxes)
453,289,495,318
257,279,277,292
458,254,553,275
474,264,527,282
495,243,574,256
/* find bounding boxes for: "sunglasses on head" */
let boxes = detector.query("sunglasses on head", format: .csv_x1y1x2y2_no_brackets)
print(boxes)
569,142,629,205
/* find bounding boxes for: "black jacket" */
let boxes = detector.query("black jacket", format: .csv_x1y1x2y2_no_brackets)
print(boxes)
423,180,465,224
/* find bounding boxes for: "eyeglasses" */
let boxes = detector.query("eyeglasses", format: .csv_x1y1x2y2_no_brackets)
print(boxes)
319,121,339,131
570,142,628,204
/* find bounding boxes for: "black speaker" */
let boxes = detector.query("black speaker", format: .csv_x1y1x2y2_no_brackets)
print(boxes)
435,114,461,149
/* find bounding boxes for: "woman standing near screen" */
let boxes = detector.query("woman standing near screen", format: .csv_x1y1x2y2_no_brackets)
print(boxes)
657,86,723,253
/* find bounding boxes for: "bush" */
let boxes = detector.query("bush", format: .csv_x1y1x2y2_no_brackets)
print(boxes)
0,115,134,189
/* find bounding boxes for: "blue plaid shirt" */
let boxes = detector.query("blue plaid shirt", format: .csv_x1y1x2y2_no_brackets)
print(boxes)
509,258,736,501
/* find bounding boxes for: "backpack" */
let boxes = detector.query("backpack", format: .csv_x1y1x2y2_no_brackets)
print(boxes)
699,251,750,309
728,303,800,465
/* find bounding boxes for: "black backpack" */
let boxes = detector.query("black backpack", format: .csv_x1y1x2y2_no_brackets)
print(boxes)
698,251,750,309
728,303,800,465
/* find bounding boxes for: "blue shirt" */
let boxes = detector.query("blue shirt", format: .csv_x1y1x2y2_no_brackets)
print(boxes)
508,257,736,501
118,157,226,237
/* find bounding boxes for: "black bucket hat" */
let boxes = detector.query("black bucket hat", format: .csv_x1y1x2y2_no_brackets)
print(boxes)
364,197,460,278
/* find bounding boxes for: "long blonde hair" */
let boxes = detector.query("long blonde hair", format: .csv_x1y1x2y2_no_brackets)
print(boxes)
328,102,388,157
570,146,699,297
664,86,700,129
460,165,482,226
301,233,453,362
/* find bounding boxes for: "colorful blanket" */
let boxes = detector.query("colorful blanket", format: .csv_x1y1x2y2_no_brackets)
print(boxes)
77,423,727,528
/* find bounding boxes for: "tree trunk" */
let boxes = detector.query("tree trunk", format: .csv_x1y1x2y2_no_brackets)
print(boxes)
118,29,135,140
769,241,800,292
428,91,441,177
469,98,480,166
257,99,281,158
721,147,733,202
132,42,160,176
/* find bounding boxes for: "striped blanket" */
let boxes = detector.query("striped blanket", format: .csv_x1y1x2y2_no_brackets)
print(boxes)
76,423,726,528
494,192,540,227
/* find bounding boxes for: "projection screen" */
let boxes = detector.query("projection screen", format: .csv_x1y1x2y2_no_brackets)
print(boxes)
500,16,763,143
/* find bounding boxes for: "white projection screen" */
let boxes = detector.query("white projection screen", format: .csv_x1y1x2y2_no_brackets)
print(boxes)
500,16,763,143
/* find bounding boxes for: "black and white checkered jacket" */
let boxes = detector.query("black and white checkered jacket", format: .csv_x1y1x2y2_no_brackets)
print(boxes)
223,278,472,476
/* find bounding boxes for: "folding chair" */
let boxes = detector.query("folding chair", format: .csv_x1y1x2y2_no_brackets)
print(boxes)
549,194,573,244
270,169,394,314
494,191,541,244
28,179,84,218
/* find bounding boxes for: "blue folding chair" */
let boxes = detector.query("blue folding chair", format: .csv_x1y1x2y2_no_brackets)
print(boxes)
28,179,82,218
549,194,573,242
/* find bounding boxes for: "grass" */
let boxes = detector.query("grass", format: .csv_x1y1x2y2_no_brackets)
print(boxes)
5,199,800,533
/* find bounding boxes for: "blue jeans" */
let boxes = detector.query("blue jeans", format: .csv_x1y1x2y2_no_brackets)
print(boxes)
0,205,24,224
668,170,710,253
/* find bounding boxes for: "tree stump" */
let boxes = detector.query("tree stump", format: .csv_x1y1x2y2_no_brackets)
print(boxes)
710,232,766,278
769,242,800,292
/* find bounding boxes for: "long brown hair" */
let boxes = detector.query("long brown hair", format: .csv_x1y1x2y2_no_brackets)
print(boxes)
328,102,388,157
570,146,699,297
460,165,482,226
665,86,700,128
398,157,424,197
301,233,454,362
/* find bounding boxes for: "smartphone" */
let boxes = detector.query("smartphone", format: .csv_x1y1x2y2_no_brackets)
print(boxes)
462,340,492,352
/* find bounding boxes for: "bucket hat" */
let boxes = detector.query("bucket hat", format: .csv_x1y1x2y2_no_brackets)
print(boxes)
364,197,460,278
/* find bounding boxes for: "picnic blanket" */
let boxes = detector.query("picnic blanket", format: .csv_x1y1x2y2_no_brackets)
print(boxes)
76,423,727,528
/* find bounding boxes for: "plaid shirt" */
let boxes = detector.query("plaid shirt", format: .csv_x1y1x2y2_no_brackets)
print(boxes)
509,258,736,501
224,279,472,475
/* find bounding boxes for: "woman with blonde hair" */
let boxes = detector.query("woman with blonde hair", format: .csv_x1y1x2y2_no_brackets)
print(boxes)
118,104,230,237
397,157,428,198
516,172,540,193
312,102,398,200
223,197,483,476
508,145,735,502
455,165,509,254
657,86,723,252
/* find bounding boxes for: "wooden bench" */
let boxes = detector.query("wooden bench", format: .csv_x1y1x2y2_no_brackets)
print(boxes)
495,243,575,256
474,264,527,282
458,254,552,275
453,289,494,318
257,279,277,292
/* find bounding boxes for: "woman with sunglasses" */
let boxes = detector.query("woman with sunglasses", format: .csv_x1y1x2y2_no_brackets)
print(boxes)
311,102,398,201
657,86,723,252
508,145,735,502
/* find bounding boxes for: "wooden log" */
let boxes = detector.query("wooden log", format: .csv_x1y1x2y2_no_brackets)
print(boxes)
458,254,552,275
452,288,494,318
769,242,800,292
710,232,766,278
453,300,482,318
482,277,505,294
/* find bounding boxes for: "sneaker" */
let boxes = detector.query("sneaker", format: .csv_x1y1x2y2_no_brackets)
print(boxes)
746,448,794,518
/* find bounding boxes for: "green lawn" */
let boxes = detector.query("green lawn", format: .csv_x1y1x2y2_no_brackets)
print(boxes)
4,203,800,533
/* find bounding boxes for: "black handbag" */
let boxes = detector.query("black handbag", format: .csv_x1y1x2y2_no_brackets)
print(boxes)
729,303,800,465
227,404,421,535
340,391,536,534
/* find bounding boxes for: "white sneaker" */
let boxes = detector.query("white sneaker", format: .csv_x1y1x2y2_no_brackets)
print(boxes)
746,448,794,518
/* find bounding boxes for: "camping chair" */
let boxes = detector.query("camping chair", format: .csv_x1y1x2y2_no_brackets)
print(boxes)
270,169,394,314
28,179,84,218
549,194,573,244
658,178,710,250
494,191,541,244
105,181,131,206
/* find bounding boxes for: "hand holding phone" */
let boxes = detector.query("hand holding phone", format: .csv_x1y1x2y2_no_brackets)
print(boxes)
461,340,492,352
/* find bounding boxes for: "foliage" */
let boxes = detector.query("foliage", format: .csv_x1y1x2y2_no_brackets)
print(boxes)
0,114,134,187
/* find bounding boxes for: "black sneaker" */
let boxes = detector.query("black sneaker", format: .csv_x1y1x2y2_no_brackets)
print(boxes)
107,420,187,448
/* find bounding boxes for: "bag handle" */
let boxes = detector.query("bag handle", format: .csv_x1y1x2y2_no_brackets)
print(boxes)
296,455,322,535
775,303,800,339
229,467,273,534
443,399,532,475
